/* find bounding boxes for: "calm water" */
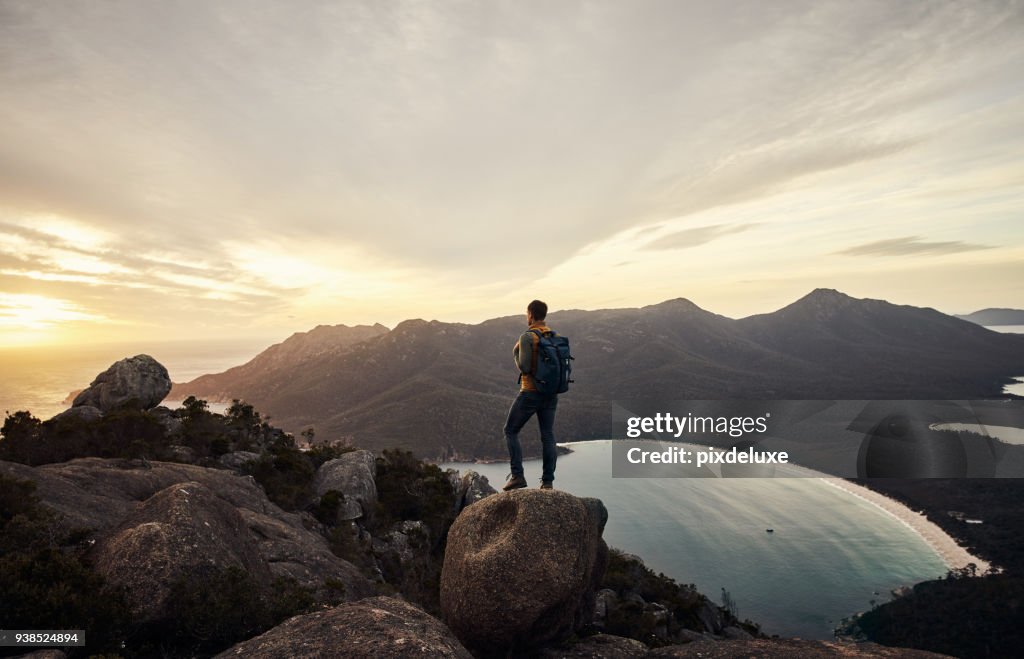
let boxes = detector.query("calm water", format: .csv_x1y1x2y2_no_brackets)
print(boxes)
983,326,1023,396
986,325,1024,334
443,440,948,640
0,340,267,419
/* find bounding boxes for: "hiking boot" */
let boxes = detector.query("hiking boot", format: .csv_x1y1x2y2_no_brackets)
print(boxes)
540,481,553,490
503,474,527,491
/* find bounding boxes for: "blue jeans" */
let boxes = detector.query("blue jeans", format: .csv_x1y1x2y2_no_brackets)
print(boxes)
504,390,558,483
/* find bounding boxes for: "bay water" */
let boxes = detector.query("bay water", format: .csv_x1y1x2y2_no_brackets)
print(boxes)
443,440,949,639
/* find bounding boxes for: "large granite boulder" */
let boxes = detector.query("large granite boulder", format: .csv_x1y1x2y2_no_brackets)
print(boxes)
238,507,374,601
72,354,171,412
215,596,472,658
440,489,609,656
312,449,377,521
90,481,272,623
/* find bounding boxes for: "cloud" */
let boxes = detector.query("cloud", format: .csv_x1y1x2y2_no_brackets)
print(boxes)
0,0,1022,339
0,221,287,321
641,223,756,251
835,236,995,257
0,292,105,329
0,1,1021,276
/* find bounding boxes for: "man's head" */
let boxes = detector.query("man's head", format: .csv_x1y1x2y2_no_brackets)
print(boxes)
527,299,548,325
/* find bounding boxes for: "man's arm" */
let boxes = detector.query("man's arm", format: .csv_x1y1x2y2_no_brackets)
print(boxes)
516,332,534,374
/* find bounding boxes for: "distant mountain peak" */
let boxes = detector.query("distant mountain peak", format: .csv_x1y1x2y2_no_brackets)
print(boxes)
803,288,855,302
644,297,707,313
392,318,431,332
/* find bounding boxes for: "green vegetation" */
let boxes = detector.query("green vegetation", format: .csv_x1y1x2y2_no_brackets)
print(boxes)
243,433,316,510
371,448,455,544
150,568,317,658
856,570,1024,658
240,435,354,512
0,396,304,467
0,407,168,465
599,548,760,647
852,478,1024,658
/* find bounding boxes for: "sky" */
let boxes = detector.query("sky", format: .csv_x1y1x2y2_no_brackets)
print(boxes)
1,0,1023,347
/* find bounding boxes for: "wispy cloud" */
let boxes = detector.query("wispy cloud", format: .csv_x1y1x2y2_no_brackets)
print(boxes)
836,236,994,257
641,223,757,251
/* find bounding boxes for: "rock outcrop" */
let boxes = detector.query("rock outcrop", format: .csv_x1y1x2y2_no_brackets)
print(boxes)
219,450,261,472
448,469,497,513
48,405,103,425
0,458,374,602
312,449,377,521
371,520,432,597
91,481,272,623
215,596,472,658
71,354,171,412
440,489,609,656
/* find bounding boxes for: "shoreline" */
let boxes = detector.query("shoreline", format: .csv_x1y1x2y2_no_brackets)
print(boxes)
820,477,992,575
445,440,996,577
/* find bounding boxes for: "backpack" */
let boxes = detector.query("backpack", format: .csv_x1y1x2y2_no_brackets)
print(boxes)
528,329,574,395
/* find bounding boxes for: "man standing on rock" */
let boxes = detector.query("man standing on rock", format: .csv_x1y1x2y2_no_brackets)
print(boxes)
503,299,559,491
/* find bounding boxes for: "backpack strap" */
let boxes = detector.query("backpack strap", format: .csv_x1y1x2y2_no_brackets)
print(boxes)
524,329,550,380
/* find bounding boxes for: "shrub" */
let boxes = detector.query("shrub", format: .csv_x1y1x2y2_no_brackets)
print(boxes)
244,437,315,511
129,567,317,657
372,448,455,544
307,441,356,470
0,411,44,464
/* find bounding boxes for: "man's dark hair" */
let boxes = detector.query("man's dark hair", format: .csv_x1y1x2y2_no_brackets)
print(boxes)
528,299,548,321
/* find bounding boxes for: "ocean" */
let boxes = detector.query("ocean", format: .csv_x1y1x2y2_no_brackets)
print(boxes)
442,441,949,640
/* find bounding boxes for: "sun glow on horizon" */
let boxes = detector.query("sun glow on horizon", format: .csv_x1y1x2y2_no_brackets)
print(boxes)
0,293,109,347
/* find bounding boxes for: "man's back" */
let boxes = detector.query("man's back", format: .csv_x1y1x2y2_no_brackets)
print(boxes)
513,322,554,393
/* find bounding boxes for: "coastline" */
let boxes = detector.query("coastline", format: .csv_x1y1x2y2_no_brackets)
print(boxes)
476,441,994,577
821,477,992,575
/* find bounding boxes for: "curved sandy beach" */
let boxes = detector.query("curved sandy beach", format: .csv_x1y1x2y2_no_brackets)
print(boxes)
821,477,992,575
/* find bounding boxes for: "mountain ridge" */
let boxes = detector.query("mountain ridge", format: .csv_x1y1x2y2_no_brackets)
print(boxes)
171,290,1024,460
